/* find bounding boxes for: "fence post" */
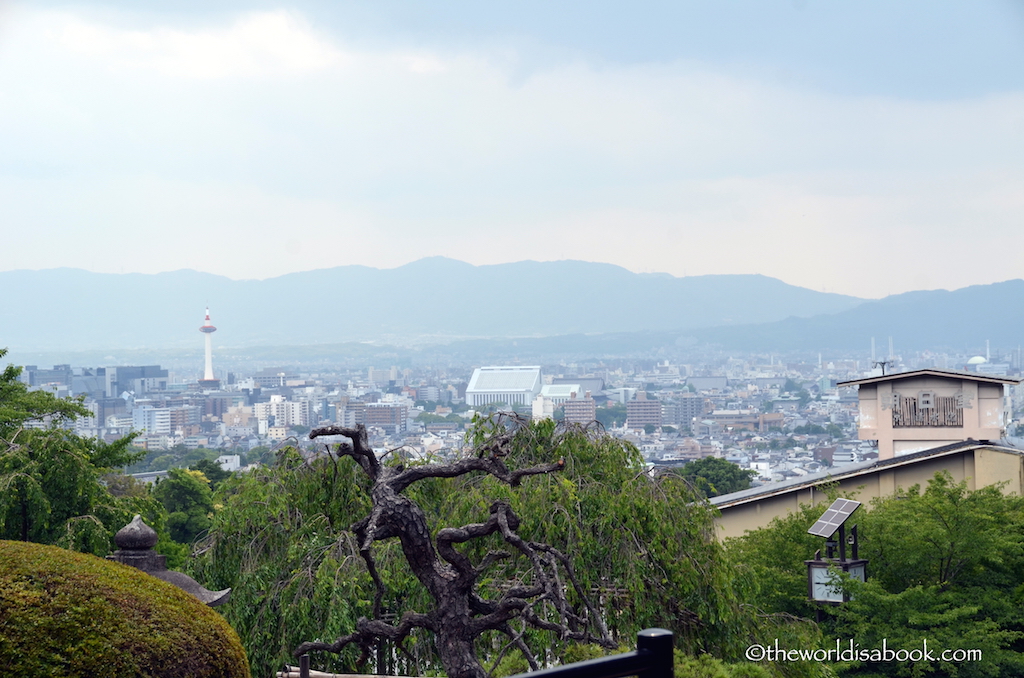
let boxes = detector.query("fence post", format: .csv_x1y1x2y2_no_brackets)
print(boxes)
637,628,673,678
299,654,310,678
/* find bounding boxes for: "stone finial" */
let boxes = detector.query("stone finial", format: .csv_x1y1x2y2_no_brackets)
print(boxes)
108,515,230,607
114,514,159,550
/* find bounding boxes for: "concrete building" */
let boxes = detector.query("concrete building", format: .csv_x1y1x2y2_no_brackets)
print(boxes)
105,366,168,398
538,384,581,406
132,406,171,435
466,366,542,408
254,395,311,429
662,394,707,429
838,369,1019,460
365,402,408,434
562,391,597,425
626,393,662,429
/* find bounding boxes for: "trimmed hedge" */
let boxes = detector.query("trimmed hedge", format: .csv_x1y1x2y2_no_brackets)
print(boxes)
0,540,250,677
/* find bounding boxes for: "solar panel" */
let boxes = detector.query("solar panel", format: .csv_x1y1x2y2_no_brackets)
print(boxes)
807,498,861,538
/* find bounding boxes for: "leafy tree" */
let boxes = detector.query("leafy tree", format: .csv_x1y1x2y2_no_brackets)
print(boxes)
190,458,231,490
678,457,756,498
191,417,809,678
0,349,152,554
294,418,618,678
595,403,627,428
728,473,1024,677
153,468,214,544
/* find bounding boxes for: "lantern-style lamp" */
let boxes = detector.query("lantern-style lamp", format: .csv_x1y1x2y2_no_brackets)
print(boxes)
805,498,868,604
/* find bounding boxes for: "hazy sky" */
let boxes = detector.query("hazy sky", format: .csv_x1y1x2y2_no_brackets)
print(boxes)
1,1,1022,298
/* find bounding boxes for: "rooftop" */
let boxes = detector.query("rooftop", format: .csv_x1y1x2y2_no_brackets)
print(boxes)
837,368,1020,388
710,439,1023,510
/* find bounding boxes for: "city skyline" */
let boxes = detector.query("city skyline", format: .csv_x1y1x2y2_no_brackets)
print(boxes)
1,1,1022,298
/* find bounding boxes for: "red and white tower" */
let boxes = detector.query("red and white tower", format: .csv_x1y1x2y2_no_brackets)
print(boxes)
199,308,220,388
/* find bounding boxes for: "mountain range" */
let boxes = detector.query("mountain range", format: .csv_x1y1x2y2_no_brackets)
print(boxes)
0,258,860,351
1,258,1019,358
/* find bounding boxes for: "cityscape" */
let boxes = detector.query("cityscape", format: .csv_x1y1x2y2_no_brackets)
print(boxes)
16,305,1023,495
3,2,1023,676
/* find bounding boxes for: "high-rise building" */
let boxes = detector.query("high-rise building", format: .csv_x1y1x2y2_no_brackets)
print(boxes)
562,391,597,425
626,392,662,429
365,402,408,434
199,308,220,389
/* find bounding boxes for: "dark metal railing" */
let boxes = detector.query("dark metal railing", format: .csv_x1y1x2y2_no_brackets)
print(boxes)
508,629,674,678
288,628,673,678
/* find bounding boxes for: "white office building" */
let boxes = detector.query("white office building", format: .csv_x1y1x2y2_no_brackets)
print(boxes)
466,366,542,408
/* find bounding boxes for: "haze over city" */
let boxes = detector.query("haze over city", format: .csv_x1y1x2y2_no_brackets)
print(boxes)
2,1,1023,299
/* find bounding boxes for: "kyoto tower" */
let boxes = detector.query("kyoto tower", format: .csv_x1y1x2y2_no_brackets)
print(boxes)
198,308,220,388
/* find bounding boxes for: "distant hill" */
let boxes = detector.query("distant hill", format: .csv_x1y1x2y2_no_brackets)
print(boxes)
0,258,862,352
694,279,1024,353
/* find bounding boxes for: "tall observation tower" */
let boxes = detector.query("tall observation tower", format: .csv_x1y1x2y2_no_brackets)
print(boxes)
198,308,220,389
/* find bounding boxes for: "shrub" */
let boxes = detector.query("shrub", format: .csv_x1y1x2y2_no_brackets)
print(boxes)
0,540,249,677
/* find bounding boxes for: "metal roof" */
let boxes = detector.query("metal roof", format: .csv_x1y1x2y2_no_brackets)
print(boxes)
710,439,1024,510
838,368,1020,388
467,366,542,393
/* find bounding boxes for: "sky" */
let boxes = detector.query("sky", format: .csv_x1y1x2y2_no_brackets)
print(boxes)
1,1,1022,299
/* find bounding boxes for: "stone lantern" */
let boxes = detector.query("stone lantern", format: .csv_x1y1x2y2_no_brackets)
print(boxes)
108,515,230,607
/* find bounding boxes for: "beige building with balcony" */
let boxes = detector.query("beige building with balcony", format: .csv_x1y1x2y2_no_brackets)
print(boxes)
838,370,1018,460
710,369,1022,540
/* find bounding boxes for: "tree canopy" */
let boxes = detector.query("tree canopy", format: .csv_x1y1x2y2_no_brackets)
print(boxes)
676,457,756,498
0,349,153,554
727,473,1024,677
191,416,810,678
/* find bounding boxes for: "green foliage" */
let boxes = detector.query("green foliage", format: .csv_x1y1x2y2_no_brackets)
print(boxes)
191,458,232,490
194,421,798,677
677,457,756,498
194,418,834,677
674,650,775,678
859,473,1023,591
0,350,154,555
728,473,1024,677
189,449,374,678
792,425,825,435
153,467,215,544
0,351,87,436
126,443,223,473
0,539,250,677
596,403,628,427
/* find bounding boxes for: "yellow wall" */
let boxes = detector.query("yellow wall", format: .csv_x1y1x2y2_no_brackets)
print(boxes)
714,447,1021,540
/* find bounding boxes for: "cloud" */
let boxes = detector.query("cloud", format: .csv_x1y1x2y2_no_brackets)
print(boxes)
49,9,345,79
0,5,1021,298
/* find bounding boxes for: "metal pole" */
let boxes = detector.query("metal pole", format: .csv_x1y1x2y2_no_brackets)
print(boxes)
300,654,310,678
637,628,674,678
